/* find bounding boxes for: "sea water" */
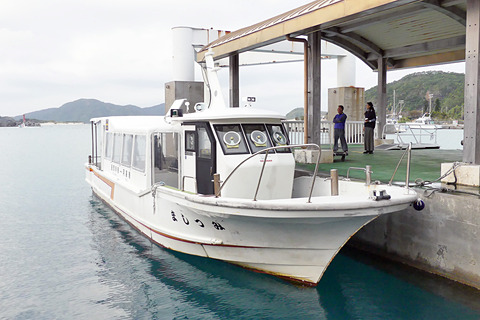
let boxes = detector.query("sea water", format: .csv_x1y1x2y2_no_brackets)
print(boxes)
0,125,479,320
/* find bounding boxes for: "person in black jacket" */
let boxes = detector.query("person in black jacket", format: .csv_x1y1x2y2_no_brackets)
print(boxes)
364,102,376,154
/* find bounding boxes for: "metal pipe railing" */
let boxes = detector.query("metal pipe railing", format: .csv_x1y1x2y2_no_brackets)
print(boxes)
388,142,413,188
283,120,379,146
346,166,373,185
216,144,321,203
405,142,412,189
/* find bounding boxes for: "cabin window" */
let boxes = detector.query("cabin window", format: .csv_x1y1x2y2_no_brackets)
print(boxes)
214,124,249,155
266,124,290,153
132,135,146,172
105,132,113,159
185,131,195,152
153,132,179,188
242,124,273,153
121,134,133,166
198,127,212,159
112,133,122,163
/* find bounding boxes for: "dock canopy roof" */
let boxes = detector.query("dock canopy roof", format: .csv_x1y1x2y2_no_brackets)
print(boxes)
197,0,467,70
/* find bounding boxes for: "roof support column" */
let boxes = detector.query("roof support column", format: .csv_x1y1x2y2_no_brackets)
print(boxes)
308,31,322,145
229,54,240,108
463,0,480,164
376,57,387,139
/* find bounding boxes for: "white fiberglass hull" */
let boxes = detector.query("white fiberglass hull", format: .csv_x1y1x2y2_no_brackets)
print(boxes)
86,167,417,285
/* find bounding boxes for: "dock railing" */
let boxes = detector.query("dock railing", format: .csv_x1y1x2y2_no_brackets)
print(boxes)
283,120,377,146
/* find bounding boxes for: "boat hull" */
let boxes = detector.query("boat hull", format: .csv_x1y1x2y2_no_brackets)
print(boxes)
87,167,417,285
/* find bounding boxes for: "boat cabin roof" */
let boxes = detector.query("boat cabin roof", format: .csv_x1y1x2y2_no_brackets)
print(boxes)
91,107,285,134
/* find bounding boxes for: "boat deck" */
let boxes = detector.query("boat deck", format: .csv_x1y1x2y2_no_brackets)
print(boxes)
297,145,464,184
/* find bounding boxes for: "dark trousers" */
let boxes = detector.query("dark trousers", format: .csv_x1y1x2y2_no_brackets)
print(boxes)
333,128,348,152
364,127,374,152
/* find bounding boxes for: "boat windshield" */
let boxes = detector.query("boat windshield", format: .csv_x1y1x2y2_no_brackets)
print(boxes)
266,124,290,153
214,124,249,155
214,123,290,155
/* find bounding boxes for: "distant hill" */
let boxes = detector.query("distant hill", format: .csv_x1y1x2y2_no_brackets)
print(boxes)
285,107,327,120
365,71,464,120
285,108,304,119
0,116,17,127
15,99,165,123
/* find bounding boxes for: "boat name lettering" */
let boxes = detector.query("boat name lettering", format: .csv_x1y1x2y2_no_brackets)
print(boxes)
212,221,225,231
170,210,224,230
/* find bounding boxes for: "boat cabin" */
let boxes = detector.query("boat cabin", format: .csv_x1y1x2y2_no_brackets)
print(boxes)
89,106,295,201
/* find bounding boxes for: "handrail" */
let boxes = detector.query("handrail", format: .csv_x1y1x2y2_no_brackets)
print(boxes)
405,142,412,189
216,143,322,203
346,166,372,185
182,175,197,193
388,142,412,188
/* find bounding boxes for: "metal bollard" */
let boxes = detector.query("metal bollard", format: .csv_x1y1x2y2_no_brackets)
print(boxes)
331,169,339,196
213,173,221,197
366,165,372,185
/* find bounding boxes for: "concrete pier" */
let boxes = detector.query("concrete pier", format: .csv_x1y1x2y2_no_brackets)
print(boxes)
296,145,480,290
351,188,480,290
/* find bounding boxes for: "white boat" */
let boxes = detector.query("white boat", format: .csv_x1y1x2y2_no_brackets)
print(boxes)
85,52,420,286
405,113,442,129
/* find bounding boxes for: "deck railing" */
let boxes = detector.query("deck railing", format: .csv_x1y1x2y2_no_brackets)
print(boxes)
215,144,321,203
283,120,377,147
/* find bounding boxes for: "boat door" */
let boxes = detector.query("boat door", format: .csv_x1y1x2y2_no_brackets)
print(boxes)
195,122,216,194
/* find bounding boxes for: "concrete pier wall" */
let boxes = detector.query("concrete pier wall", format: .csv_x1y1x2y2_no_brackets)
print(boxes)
351,189,480,290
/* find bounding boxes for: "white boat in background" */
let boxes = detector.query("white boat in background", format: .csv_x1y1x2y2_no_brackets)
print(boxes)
406,113,442,129
85,52,420,286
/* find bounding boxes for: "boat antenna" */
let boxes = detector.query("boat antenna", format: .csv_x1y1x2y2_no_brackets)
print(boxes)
200,64,212,109
201,50,226,110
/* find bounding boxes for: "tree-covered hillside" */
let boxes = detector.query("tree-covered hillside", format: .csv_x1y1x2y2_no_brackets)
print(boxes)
365,71,464,121
13,99,165,123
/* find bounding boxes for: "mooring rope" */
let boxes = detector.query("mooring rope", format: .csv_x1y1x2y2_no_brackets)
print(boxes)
413,161,462,187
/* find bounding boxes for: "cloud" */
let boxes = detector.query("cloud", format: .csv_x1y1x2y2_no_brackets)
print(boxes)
0,0,466,116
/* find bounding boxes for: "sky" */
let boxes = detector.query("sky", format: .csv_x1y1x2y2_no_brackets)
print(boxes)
0,0,465,117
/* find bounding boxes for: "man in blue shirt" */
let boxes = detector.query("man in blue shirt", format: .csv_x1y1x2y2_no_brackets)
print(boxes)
333,105,348,155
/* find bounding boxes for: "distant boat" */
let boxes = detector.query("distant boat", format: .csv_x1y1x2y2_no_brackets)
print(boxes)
405,113,442,129
385,116,406,133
